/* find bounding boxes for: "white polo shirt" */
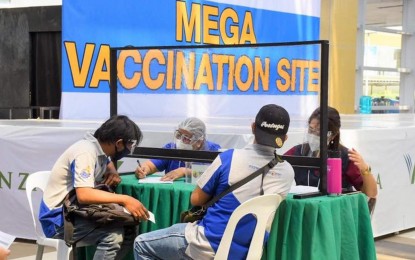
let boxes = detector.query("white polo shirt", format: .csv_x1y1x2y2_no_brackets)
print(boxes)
39,132,109,237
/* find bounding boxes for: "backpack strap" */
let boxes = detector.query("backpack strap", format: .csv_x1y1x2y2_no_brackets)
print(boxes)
204,152,282,208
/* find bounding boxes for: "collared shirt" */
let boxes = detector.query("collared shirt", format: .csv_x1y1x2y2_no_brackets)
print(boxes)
151,140,221,174
185,144,294,259
39,132,109,237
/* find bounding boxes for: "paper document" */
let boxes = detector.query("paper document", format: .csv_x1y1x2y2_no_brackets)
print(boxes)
138,177,173,184
0,230,16,249
289,185,319,194
148,211,156,223
123,208,156,224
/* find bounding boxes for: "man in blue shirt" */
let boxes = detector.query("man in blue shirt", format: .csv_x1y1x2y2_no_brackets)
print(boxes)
133,104,294,259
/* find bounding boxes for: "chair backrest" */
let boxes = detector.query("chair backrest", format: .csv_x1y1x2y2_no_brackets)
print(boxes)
25,171,51,238
214,193,283,260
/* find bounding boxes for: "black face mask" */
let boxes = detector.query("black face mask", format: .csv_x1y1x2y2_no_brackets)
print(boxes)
113,144,131,161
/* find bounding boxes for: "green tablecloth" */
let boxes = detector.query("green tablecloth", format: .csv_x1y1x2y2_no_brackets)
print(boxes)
81,174,195,259
263,193,377,260
116,174,195,233
82,175,376,260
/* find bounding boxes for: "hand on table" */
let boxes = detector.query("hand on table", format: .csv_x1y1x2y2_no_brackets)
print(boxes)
135,165,149,179
160,168,187,181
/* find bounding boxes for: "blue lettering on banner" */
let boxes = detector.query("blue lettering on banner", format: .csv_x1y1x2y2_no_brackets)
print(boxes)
62,0,320,95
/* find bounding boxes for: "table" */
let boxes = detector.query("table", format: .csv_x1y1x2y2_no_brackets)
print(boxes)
116,174,194,233
81,174,194,259
263,193,377,260
83,175,376,260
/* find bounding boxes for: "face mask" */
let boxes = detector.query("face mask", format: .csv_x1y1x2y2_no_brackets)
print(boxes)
175,139,193,150
307,134,320,152
113,144,131,161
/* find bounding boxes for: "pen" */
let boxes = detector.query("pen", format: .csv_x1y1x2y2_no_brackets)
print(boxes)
137,159,145,178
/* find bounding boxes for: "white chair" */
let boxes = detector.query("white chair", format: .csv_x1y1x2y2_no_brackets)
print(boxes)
26,170,71,260
214,194,283,260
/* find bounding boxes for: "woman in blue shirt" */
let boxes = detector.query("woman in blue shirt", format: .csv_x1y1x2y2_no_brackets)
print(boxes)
134,117,221,181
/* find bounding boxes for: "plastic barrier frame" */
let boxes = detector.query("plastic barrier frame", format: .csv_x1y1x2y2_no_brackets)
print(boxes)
109,41,330,195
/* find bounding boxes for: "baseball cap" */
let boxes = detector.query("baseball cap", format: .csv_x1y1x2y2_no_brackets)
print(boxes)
255,104,290,148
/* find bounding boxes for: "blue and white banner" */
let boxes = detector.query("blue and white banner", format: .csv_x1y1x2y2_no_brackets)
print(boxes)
61,0,321,119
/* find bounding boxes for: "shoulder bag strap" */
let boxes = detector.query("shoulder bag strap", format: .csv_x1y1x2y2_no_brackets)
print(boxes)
204,152,282,208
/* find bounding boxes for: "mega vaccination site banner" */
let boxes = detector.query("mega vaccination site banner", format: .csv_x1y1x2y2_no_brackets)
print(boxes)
61,0,321,120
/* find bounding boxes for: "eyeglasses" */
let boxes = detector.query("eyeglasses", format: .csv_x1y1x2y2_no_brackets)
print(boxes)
308,127,332,137
174,130,200,144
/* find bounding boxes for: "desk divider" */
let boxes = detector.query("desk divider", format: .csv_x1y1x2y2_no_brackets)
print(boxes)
126,147,322,199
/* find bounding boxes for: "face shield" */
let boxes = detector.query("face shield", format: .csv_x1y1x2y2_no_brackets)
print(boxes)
301,125,332,157
174,129,202,150
126,139,138,155
112,139,138,161
174,118,206,150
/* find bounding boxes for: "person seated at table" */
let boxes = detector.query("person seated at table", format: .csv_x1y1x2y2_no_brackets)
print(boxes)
134,117,221,181
133,104,295,260
284,106,378,198
39,115,150,260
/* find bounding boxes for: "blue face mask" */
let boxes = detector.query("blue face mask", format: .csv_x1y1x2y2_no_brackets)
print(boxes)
112,144,131,161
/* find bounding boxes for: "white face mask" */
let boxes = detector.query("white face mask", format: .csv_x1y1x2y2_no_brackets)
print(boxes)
307,134,320,152
175,139,193,150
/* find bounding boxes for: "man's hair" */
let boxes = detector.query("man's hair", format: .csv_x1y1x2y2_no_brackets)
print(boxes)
94,115,143,145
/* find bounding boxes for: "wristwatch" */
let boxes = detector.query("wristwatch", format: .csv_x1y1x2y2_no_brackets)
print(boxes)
361,165,372,176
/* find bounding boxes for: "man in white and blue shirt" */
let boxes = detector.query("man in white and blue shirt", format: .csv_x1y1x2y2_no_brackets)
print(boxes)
39,115,149,260
134,104,294,260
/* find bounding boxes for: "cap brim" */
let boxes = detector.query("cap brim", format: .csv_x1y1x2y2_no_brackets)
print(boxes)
255,128,285,148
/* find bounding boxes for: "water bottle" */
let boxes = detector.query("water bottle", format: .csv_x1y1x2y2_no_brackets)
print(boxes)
184,162,192,184
190,162,209,184
327,151,342,196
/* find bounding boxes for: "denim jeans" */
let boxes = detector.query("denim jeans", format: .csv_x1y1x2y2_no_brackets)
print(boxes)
134,223,192,260
55,216,136,260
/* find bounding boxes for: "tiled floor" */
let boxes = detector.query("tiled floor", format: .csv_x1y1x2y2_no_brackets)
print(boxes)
8,228,415,259
8,239,56,260
376,229,415,260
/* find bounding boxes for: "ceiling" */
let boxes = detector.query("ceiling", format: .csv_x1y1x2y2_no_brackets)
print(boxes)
365,0,403,28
